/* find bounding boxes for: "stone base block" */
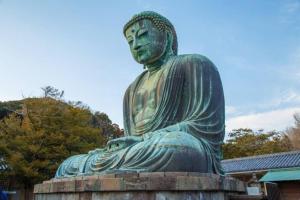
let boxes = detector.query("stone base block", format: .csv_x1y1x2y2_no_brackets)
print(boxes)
34,172,246,200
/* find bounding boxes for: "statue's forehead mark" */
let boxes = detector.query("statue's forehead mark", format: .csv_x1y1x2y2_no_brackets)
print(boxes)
126,20,146,37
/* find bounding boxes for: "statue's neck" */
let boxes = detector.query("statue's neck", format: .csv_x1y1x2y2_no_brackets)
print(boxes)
145,52,174,73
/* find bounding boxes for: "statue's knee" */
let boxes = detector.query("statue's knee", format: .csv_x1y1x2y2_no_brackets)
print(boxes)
158,131,200,149
153,131,209,172
56,154,89,177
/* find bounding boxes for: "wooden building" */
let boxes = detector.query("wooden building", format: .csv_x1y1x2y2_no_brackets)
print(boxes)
222,151,300,200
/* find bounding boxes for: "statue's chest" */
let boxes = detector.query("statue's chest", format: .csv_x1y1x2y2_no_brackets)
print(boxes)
133,69,166,126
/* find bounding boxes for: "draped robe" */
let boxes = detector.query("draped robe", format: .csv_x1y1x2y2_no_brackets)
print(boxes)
55,54,225,177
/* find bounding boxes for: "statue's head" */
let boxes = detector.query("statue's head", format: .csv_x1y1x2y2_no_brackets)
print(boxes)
123,11,178,66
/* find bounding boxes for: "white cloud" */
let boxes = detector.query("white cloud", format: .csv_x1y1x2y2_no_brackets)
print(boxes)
225,105,238,115
265,90,300,108
226,107,300,132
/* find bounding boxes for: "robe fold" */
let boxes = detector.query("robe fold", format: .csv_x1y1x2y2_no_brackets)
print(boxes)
123,54,225,174
55,54,225,178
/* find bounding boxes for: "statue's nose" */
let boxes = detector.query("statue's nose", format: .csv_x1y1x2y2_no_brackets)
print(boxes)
133,39,141,50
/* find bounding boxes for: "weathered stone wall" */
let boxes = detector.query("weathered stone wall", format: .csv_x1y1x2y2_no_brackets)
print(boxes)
34,172,246,200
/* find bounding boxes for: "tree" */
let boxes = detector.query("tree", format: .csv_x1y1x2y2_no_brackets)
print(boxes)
0,101,22,120
286,113,300,150
222,128,291,159
0,97,105,188
41,86,64,99
91,112,123,140
112,123,124,138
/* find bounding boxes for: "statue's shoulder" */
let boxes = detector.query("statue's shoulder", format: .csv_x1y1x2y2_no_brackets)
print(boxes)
173,54,219,72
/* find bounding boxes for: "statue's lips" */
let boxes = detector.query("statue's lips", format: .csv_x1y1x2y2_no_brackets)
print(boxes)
135,44,151,57
135,43,150,52
137,50,146,56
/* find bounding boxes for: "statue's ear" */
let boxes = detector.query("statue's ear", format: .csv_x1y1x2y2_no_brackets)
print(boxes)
166,31,174,55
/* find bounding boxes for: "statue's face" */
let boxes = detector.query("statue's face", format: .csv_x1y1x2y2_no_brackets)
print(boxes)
125,19,167,65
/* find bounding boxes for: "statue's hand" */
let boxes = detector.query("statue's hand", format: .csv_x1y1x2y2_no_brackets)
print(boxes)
88,148,103,155
143,124,181,139
106,136,143,152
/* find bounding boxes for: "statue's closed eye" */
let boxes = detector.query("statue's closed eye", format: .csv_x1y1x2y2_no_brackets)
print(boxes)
137,29,148,37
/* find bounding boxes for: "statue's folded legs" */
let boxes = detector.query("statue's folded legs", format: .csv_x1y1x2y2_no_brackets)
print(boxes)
56,131,213,177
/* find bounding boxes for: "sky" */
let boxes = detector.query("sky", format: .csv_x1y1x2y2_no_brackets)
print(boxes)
0,0,300,136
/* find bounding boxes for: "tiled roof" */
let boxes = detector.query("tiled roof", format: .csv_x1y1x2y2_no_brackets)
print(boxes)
221,151,300,173
0,157,8,172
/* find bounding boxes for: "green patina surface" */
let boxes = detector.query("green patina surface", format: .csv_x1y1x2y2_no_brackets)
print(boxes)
259,168,300,182
55,11,225,178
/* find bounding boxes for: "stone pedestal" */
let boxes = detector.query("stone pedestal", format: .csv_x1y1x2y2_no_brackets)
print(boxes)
34,172,246,200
